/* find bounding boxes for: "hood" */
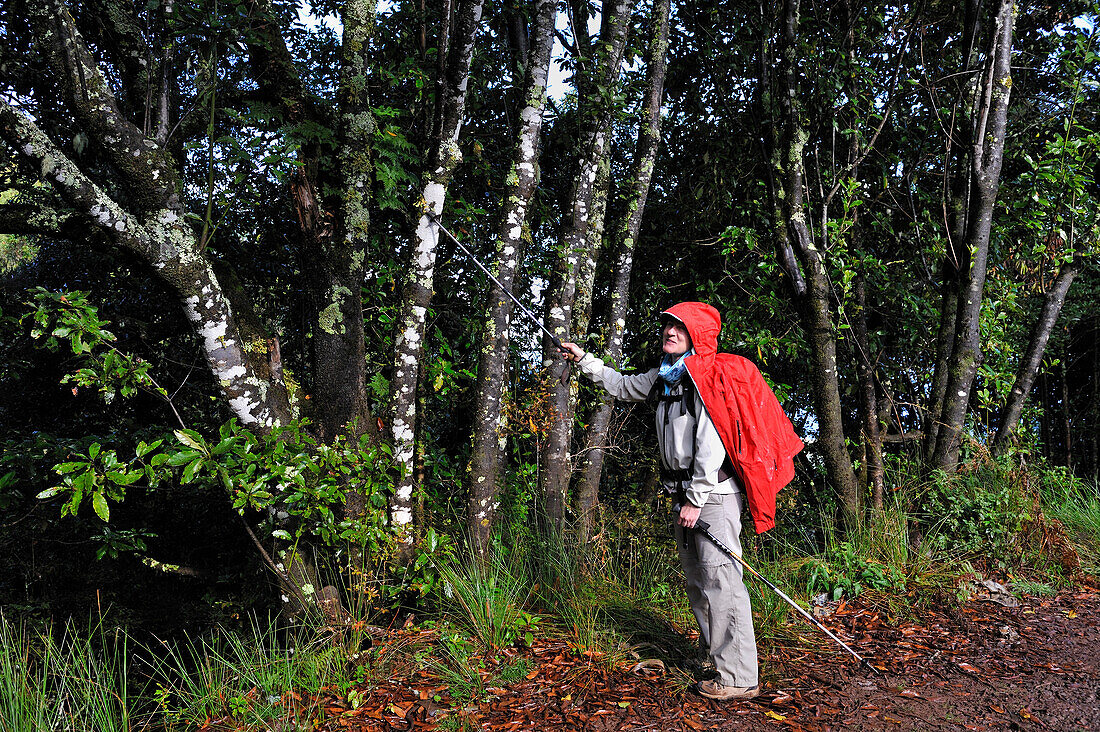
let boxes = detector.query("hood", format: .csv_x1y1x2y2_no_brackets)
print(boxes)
661,302,721,362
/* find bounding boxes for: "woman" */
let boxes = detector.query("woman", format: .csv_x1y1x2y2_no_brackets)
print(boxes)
560,302,760,701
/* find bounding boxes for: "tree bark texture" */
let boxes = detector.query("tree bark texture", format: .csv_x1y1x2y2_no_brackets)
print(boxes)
538,0,636,531
575,0,671,544
929,0,1016,472
328,0,381,524
390,0,487,531
465,0,558,551
775,0,862,527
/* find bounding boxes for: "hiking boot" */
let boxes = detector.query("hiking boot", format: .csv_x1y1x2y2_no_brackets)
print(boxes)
696,680,760,701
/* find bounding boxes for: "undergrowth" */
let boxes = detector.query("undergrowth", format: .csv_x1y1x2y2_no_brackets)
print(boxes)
3,458,1096,727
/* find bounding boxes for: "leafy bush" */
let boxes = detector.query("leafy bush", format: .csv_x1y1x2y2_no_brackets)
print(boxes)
919,462,1032,558
807,540,906,600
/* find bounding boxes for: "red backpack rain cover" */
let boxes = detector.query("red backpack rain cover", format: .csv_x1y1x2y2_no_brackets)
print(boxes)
663,302,804,533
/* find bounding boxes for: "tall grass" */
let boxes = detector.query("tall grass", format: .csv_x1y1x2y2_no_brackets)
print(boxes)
148,616,341,729
0,615,134,731
437,548,533,650
1037,470,1100,574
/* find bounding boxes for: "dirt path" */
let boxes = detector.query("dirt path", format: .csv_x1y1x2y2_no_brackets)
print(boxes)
282,590,1100,731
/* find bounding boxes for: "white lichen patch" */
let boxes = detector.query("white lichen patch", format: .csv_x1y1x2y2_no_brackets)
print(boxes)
229,395,260,423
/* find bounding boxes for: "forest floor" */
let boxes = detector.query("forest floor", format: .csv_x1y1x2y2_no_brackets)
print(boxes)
274,583,1100,732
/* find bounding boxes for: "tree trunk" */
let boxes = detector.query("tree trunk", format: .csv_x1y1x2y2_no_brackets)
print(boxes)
390,0,486,533
774,0,861,527
5,6,291,429
1061,359,1073,469
465,0,558,552
991,252,1081,456
929,0,1016,472
321,0,381,526
924,0,982,463
575,0,671,544
538,0,635,531
853,276,885,511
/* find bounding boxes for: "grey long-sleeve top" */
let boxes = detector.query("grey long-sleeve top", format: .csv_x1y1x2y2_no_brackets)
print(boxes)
576,353,737,508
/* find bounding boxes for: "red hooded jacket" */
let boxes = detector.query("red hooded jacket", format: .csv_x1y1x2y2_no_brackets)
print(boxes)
663,302,804,533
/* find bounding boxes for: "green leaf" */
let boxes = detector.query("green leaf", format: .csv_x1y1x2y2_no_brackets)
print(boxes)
182,458,203,484
108,470,143,486
88,442,101,459
167,450,201,467
174,429,207,452
136,439,163,458
91,492,110,522
37,486,63,500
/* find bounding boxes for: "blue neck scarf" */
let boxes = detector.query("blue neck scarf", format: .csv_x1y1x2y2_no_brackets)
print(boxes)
658,349,693,393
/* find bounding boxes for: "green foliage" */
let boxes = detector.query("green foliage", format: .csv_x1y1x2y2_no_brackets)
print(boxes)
148,617,338,728
160,420,395,548
372,105,419,211
38,441,150,522
1035,466,1100,574
35,416,397,553
807,540,906,601
437,549,539,651
25,288,163,404
387,526,455,605
921,463,1032,557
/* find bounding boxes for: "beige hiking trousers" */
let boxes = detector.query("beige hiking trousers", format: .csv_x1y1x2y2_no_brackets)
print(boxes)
675,490,759,688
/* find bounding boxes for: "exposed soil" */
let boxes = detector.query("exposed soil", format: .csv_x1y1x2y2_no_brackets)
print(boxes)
212,587,1100,731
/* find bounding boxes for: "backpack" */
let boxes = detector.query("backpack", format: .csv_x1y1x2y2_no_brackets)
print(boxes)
681,354,803,534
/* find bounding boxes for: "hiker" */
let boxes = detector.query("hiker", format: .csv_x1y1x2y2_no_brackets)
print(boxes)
560,302,762,701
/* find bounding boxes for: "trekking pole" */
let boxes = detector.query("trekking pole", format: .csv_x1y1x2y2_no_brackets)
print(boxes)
424,211,571,384
683,512,881,675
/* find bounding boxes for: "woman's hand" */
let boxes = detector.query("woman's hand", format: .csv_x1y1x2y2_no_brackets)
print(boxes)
559,342,586,362
678,503,702,529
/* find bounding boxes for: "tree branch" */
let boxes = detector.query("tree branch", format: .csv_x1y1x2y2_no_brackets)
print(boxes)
28,0,180,215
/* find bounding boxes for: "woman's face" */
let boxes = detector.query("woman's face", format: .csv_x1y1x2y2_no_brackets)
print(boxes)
661,321,692,357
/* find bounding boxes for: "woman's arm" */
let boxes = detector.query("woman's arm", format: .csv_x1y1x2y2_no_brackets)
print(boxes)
560,342,657,402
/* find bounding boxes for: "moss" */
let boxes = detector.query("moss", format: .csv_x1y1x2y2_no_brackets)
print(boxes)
319,285,353,334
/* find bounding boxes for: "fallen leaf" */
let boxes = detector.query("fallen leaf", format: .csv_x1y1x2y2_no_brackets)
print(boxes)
1020,708,1033,720
990,705,1005,714
958,662,980,673
1067,609,1077,618
899,689,920,698
771,693,794,704
765,710,786,721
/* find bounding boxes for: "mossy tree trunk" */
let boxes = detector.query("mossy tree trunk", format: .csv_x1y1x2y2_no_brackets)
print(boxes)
538,0,636,532
772,0,862,527
574,0,671,544
389,0,487,533
1,0,387,616
928,0,1016,472
465,0,558,552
